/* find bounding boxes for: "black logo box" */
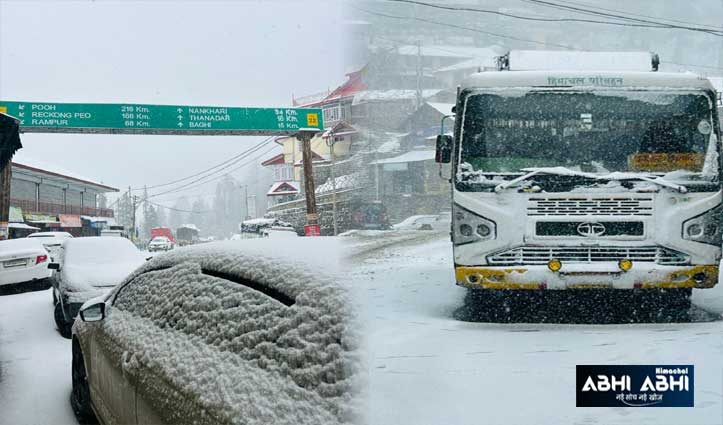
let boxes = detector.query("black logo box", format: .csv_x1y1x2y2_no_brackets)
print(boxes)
576,365,694,407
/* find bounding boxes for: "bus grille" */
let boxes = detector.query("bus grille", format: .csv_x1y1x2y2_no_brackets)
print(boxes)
527,197,653,216
487,246,688,266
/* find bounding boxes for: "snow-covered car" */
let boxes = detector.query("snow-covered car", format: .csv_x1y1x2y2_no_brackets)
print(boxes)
0,238,52,287
50,237,146,338
70,239,358,425
27,231,73,260
261,225,299,238
148,236,174,252
392,215,442,231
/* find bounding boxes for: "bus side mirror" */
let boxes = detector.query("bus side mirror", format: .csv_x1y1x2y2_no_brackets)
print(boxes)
436,135,452,163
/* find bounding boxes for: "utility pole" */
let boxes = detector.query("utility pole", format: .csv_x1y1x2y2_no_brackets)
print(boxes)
325,131,338,236
130,189,138,242
298,130,320,236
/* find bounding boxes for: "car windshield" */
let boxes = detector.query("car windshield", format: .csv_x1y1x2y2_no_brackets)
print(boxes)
457,90,718,191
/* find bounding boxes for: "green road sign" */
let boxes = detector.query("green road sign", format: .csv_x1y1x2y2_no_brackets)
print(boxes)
0,101,324,135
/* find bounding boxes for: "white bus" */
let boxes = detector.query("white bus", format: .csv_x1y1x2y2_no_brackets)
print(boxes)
436,51,721,306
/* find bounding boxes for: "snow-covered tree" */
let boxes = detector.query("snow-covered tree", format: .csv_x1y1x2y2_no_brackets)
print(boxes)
114,191,134,231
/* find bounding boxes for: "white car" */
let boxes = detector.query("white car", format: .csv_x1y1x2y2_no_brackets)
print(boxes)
50,237,147,338
261,226,299,238
392,215,443,231
148,236,173,252
0,238,52,287
27,231,73,260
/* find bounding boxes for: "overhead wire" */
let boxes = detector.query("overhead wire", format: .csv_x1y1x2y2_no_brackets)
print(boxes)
130,136,275,191
146,142,279,199
352,5,574,49
383,0,711,32
144,199,214,215
517,0,723,36
535,0,722,29
145,138,275,198
360,4,723,72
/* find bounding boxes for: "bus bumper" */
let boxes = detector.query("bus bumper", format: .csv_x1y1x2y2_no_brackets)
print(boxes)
455,264,719,290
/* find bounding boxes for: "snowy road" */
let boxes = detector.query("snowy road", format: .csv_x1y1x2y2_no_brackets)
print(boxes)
351,233,723,425
0,287,78,425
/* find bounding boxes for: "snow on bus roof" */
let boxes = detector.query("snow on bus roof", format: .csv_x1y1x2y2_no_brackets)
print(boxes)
507,50,656,72
461,71,714,91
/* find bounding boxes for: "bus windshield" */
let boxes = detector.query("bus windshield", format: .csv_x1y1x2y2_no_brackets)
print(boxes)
457,90,718,191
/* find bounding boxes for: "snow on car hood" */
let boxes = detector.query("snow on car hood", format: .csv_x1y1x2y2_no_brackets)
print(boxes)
77,239,363,425
63,260,145,304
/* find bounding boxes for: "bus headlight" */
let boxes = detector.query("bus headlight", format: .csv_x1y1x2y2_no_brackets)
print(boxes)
453,204,496,245
683,204,722,245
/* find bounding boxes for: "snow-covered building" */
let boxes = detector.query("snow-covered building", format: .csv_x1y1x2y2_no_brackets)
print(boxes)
262,68,365,212
8,157,118,237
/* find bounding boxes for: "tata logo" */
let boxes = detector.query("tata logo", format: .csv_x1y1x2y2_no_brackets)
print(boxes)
577,222,606,237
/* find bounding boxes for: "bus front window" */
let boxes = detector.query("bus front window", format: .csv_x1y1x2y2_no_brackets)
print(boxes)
457,90,718,192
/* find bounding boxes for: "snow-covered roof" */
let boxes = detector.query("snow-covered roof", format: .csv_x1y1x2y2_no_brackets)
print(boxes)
375,133,406,154
9,223,39,230
352,89,442,105
293,151,328,166
315,172,364,194
461,71,715,91
267,181,300,196
370,150,436,165
179,223,200,231
242,217,277,226
11,152,118,192
81,216,117,226
507,50,656,72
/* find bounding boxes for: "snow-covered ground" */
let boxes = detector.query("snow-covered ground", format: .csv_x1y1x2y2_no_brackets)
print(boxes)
0,288,78,425
1,233,722,425
350,234,723,425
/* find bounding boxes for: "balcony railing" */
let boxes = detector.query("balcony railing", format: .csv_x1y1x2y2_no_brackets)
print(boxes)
10,198,114,218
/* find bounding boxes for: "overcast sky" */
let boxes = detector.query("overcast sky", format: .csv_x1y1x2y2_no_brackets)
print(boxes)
0,0,347,205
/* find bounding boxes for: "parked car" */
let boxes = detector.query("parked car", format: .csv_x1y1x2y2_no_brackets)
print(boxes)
392,215,441,231
261,225,299,238
70,239,357,425
0,238,52,288
50,237,146,338
27,231,73,260
148,236,174,252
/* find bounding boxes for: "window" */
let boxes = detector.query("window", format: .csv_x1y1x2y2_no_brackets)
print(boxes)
323,104,341,123
274,164,293,181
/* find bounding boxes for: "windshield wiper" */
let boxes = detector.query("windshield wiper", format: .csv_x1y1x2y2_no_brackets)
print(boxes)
493,167,688,193
493,167,581,193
